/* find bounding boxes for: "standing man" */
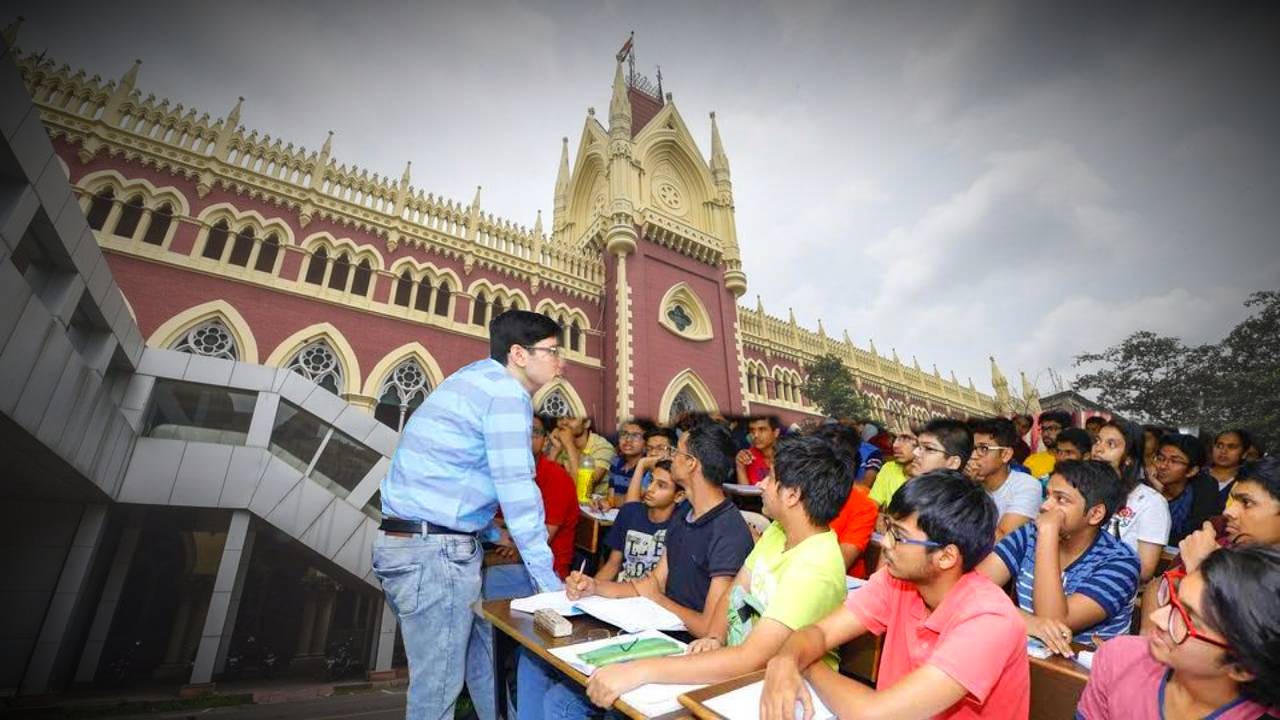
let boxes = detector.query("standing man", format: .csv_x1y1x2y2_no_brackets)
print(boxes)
1025,411,1071,481
373,310,565,720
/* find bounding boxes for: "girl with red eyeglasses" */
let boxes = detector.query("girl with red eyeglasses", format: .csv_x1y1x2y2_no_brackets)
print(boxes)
1077,544,1280,719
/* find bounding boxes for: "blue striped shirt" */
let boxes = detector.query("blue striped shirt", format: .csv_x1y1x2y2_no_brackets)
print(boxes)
381,358,561,592
995,523,1140,642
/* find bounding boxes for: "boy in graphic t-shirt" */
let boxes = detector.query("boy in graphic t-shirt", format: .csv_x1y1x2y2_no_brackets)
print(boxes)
596,460,683,582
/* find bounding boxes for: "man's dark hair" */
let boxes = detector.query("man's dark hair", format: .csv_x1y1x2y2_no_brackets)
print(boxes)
684,419,737,487
1055,427,1092,455
1199,544,1280,707
1102,419,1145,496
1238,456,1280,503
970,417,1019,454
622,418,656,433
1038,410,1072,429
652,459,673,476
807,422,862,470
774,435,854,525
921,418,974,469
1085,416,1106,428
643,426,677,446
1054,460,1125,526
886,470,997,571
1157,433,1207,472
748,415,782,430
489,310,561,363
1215,428,1255,454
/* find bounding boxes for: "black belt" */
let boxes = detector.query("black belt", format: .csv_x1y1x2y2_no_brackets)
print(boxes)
379,517,475,536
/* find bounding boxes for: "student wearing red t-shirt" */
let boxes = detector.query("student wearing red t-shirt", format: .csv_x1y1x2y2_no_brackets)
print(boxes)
736,416,780,485
811,423,877,578
761,470,1029,720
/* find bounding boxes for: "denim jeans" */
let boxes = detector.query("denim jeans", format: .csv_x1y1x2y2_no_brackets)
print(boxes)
466,563,537,718
373,531,492,720
515,652,604,720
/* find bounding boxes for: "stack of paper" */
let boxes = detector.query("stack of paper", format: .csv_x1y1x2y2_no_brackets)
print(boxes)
510,590,583,616
547,629,704,716
702,679,835,720
579,505,619,522
574,595,685,633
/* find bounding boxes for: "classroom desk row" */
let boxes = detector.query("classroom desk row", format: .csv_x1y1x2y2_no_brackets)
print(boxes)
483,598,1090,720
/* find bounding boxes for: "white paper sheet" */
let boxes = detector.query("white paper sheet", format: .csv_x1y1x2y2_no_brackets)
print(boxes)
509,590,584,616
547,630,704,717
574,595,686,633
723,483,764,496
702,679,835,720
579,504,620,522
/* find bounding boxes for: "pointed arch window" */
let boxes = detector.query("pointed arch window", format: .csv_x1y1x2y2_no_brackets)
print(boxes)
170,319,238,360
374,358,432,431
394,271,413,307
434,283,451,317
254,233,280,273
669,386,703,420
228,227,255,266
471,292,488,325
351,259,372,296
540,389,570,418
569,320,581,353
304,247,328,284
414,277,433,312
87,187,115,230
203,220,230,260
287,341,344,395
328,253,351,290
113,194,145,239
747,370,757,395
142,202,173,245
492,298,506,318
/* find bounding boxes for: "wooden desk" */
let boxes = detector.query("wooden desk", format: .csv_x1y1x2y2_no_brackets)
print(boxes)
481,598,688,720
837,632,882,685
1029,652,1090,720
575,511,613,554
679,670,765,720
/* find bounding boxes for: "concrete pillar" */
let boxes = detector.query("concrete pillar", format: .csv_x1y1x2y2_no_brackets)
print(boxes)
74,524,142,683
187,511,254,686
294,590,318,659
212,521,257,676
20,504,110,695
372,600,397,676
162,596,194,665
310,590,337,655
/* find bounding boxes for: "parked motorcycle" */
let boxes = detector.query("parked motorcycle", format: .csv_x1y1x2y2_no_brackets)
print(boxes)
324,639,357,681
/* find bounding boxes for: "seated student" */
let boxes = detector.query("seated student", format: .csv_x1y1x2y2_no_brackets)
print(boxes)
1140,456,1280,632
977,460,1140,655
760,470,1029,720
968,417,1043,540
735,415,780,486
868,424,917,508
516,420,753,719
595,460,682,582
483,414,580,599
1205,428,1252,512
809,423,877,578
1079,544,1280,720
1052,426,1092,463
621,426,677,503
583,434,852,709
606,418,651,498
547,415,616,495
1092,419,1172,582
908,418,974,478
1024,410,1071,480
1149,432,1218,544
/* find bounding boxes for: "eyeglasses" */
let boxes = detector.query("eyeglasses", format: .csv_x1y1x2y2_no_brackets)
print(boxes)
531,427,547,437
913,444,947,456
875,522,944,550
522,344,564,358
1154,453,1189,467
618,432,644,441
972,444,1011,458
671,448,698,464
1156,568,1230,650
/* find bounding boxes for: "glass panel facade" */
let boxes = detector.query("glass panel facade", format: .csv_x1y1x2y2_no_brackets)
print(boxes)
145,380,256,445
311,427,380,498
268,400,328,474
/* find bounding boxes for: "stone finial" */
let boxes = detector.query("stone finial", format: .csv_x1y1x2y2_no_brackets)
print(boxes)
2,16,24,48
471,185,482,213
320,130,333,157
553,136,571,217
756,295,765,315
843,330,853,346
401,160,412,185
709,111,731,180
532,209,543,238
226,96,244,127
608,60,631,137
120,58,142,89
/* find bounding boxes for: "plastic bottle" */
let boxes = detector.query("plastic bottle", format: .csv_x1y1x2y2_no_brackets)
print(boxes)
575,455,595,502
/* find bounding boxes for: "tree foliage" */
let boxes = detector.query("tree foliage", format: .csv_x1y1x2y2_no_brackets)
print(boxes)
802,353,872,421
1073,291,1279,450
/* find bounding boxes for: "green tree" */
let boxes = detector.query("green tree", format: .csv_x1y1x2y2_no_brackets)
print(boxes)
802,353,872,420
1073,290,1279,450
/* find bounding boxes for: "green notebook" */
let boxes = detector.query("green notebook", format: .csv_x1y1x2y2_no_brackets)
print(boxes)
578,637,683,667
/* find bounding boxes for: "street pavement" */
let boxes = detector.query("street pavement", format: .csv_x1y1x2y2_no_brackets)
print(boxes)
116,688,409,719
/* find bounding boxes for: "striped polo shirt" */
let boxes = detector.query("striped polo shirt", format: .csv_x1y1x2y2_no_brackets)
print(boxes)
994,523,1140,642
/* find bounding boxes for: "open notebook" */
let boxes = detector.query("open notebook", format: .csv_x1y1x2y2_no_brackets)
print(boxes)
574,595,686,633
548,630,703,716
702,678,835,720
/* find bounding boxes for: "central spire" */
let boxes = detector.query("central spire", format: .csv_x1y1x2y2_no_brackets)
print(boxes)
609,59,631,138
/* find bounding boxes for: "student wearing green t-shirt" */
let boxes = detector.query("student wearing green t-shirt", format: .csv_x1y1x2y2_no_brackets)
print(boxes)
585,434,851,709
869,425,918,507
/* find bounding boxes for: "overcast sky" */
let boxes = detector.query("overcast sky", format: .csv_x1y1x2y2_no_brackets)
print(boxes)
13,1,1279,396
